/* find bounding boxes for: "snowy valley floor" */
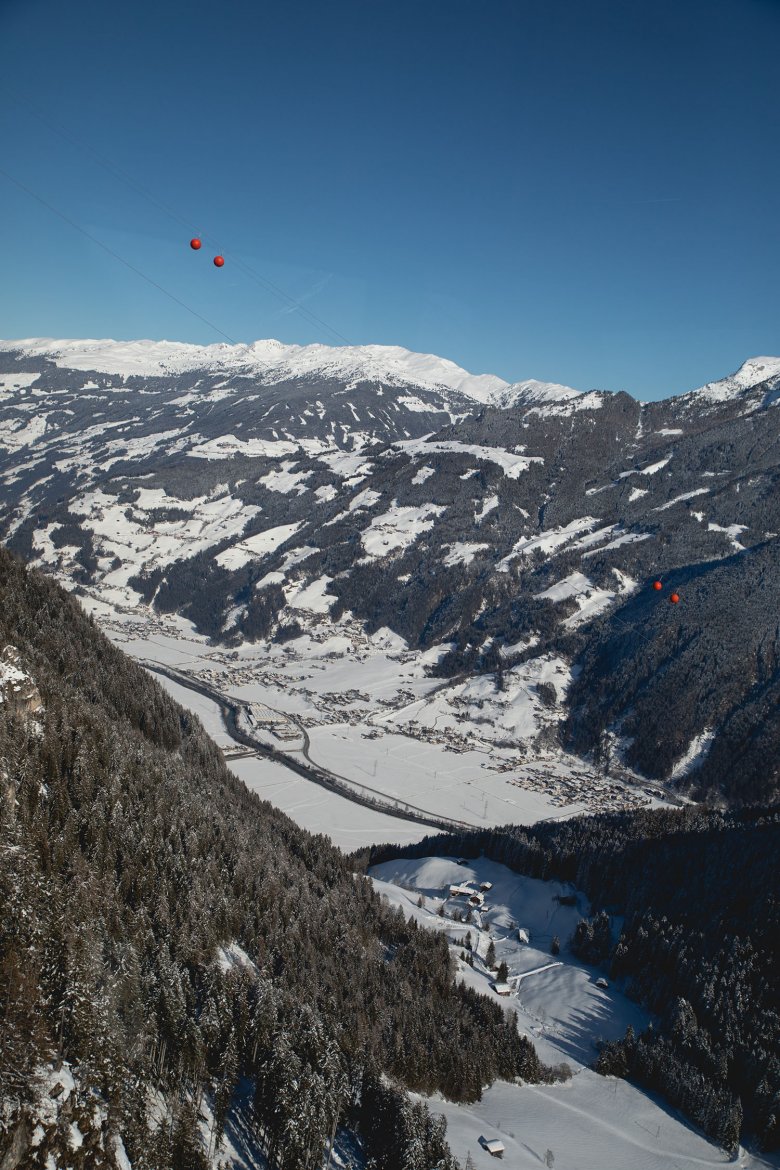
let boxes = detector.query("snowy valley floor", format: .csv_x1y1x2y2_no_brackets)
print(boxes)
83,598,669,850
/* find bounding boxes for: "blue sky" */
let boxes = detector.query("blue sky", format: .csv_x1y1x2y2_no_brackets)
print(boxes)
1,0,778,398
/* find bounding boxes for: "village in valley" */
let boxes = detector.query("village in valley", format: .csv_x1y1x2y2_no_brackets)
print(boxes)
89,593,666,829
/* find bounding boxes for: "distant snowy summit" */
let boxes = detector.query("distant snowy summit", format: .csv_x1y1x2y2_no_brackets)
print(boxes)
2,337,779,408
678,356,780,405
1,336,581,407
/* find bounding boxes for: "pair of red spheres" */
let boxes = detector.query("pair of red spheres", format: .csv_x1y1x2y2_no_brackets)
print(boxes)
190,238,224,267
652,580,681,604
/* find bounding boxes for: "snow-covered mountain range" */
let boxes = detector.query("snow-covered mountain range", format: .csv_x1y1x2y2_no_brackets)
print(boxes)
2,336,780,808
5,336,572,404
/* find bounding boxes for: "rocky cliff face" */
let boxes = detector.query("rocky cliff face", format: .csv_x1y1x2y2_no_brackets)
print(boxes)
0,647,42,719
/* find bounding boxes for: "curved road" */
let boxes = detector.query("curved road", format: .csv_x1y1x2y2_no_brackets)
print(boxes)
142,659,476,834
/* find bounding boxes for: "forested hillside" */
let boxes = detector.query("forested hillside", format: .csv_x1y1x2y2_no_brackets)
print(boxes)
363,805,780,1154
0,547,559,1170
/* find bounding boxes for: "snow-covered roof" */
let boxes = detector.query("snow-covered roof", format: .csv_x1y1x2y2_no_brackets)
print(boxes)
484,1137,506,1153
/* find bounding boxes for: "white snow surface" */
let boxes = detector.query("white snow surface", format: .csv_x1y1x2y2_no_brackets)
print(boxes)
653,488,710,512
533,571,592,603
216,942,259,976
639,456,672,475
442,541,490,567
0,371,40,390
497,518,600,569
215,522,303,570
0,654,30,694
534,569,634,629
580,530,651,557
360,501,446,559
394,437,543,479
411,464,436,485
670,728,716,780
6,341,779,430
0,413,49,450
707,521,748,551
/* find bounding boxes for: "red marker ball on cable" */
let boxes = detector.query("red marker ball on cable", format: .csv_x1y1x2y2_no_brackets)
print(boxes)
670,592,680,604
190,238,202,250
213,255,225,267
652,580,663,591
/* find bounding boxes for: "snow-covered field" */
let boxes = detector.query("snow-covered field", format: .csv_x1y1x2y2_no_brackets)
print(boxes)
370,855,776,1170
230,754,430,850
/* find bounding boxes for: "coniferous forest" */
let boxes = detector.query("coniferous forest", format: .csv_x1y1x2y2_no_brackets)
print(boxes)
363,807,780,1154
0,547,558,1169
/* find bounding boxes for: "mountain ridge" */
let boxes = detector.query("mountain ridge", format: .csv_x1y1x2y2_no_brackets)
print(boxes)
2,338,780,808
5,335,778,407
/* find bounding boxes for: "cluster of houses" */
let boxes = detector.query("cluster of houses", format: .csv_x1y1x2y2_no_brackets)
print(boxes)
399,717,481,754
319,688,372,706
508,759,652,814
448,877,492,910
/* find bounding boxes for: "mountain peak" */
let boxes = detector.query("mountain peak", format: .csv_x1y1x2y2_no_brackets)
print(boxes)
492,377,583,408
688,356,780,404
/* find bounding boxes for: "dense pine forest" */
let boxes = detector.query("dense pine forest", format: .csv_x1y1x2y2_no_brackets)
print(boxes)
363,806,780,1154
0,547,559,1170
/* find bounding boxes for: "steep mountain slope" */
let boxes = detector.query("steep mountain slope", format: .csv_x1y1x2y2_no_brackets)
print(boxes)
0,546,563,1169
1,339,779,806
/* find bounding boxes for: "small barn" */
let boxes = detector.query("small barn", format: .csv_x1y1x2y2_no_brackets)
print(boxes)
491,981,512,996
517,927,530,944
479,881,493,892
482,1137,505,1158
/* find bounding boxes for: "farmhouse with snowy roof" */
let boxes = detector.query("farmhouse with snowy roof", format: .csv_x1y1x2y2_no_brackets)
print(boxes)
480,1136,506,1158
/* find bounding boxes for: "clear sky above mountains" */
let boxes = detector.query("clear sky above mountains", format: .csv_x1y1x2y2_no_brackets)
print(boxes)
1,0,778,400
